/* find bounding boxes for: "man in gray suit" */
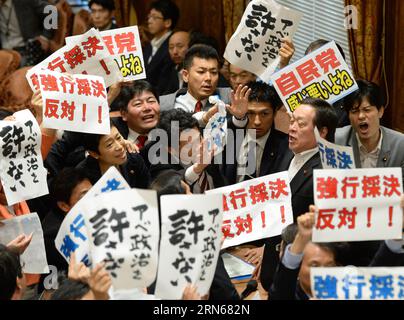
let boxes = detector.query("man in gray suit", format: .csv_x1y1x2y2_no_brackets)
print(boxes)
335,79,404,182
159,44,251,128
0,0,54,65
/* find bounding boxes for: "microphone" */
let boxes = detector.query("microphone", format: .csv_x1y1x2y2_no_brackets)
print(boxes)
240,279,258,299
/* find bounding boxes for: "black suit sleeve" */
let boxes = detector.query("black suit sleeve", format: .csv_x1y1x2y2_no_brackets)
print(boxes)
209,254,240,300
269,260,300,300
369,241,404,266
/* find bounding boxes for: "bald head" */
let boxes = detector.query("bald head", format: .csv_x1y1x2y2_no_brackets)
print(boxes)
169,31,190,66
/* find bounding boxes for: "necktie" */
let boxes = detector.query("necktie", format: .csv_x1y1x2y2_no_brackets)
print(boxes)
136,135,148,149
194,100,203,113
198,171,210,193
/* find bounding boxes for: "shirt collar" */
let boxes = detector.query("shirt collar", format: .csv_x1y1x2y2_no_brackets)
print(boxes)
245,129,271,149
293,146,319,161
356,129,383,154
128,128,148,143
151,30,172,50
183,91,207,108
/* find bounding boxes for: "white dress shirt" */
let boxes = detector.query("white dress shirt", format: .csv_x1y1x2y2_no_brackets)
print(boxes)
175,91,247,128
0,0,24,49
288,147,318,182
356,130,383,168
148,30,172,64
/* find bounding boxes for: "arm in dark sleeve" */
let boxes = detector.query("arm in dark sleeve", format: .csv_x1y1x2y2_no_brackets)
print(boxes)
369,240,404,267
269,261,300,300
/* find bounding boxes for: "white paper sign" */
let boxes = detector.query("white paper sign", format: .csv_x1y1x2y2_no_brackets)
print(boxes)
270,41,358,113
66,26,146,82
55,166,131,267
311,267,404,300
224,0,303,82
204,95,227,156
155,194,224,299
82,188,159,290
36,69,110,134
0,109,48,205
26,28,120,89
0,213,49,274
206,171,293,249
313,168,403,242
314,128,356,169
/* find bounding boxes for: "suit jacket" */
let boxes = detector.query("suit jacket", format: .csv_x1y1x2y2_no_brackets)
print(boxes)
76,153,150,189
335,125,404,183
222,126,289,185
0,0,54,49
159,87,232,112
369,241,404,267
260,150,321,291
143,37,175,96
149,161,227,192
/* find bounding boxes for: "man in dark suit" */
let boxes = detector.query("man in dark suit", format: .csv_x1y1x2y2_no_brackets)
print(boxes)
260,97,338,291
159,30,190,95
0,0,54,65
89,0,118,31
159,44,250,130
148,109,227,193
143,0,179,95
222,81,289,185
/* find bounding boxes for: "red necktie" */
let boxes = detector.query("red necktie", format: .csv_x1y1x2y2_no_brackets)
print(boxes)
194,100,203,113
136,135,148,149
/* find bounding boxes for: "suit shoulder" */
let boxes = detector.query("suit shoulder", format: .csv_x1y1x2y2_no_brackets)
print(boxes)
335,125,352,144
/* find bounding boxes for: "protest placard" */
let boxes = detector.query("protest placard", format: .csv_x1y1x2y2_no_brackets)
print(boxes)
313,168,403,242
0,109,48,205
270,41,358,113
203,95,227,156
66,26,146,81
314,128,355,169
26,28,120,90
155,194,223,299
311,267,404,300
206,171,293,249
36,69,110,134
55,166,131,267
0,213,49,274
82,188,159,290
224,0,303,82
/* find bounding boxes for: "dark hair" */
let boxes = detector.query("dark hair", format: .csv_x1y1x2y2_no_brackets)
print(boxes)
300,97,338,142
50,278,90,300
89,0,115,11
157,109,198,147
247,81,283,111
80,121,115,153
183,44,219,70
0,108,13,120
281,223,298,245
151,169,186,197
0,244,22,300
110,80,159,113
305,39,346,60
150,0,180,30
343,79,385,112
50,167,90,205
315,242,350,266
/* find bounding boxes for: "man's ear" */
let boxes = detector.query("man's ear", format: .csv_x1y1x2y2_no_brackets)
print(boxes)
319,126,329,140
88,150,100,160
121,110,128,122
378,106,385,119
12,276,24,300
164,18,172,30
182,69,189,83
57,201,71,214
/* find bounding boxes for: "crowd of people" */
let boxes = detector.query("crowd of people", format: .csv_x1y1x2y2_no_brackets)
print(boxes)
0,0,404,301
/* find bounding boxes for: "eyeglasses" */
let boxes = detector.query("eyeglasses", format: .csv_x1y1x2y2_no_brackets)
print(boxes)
147,14,164,21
